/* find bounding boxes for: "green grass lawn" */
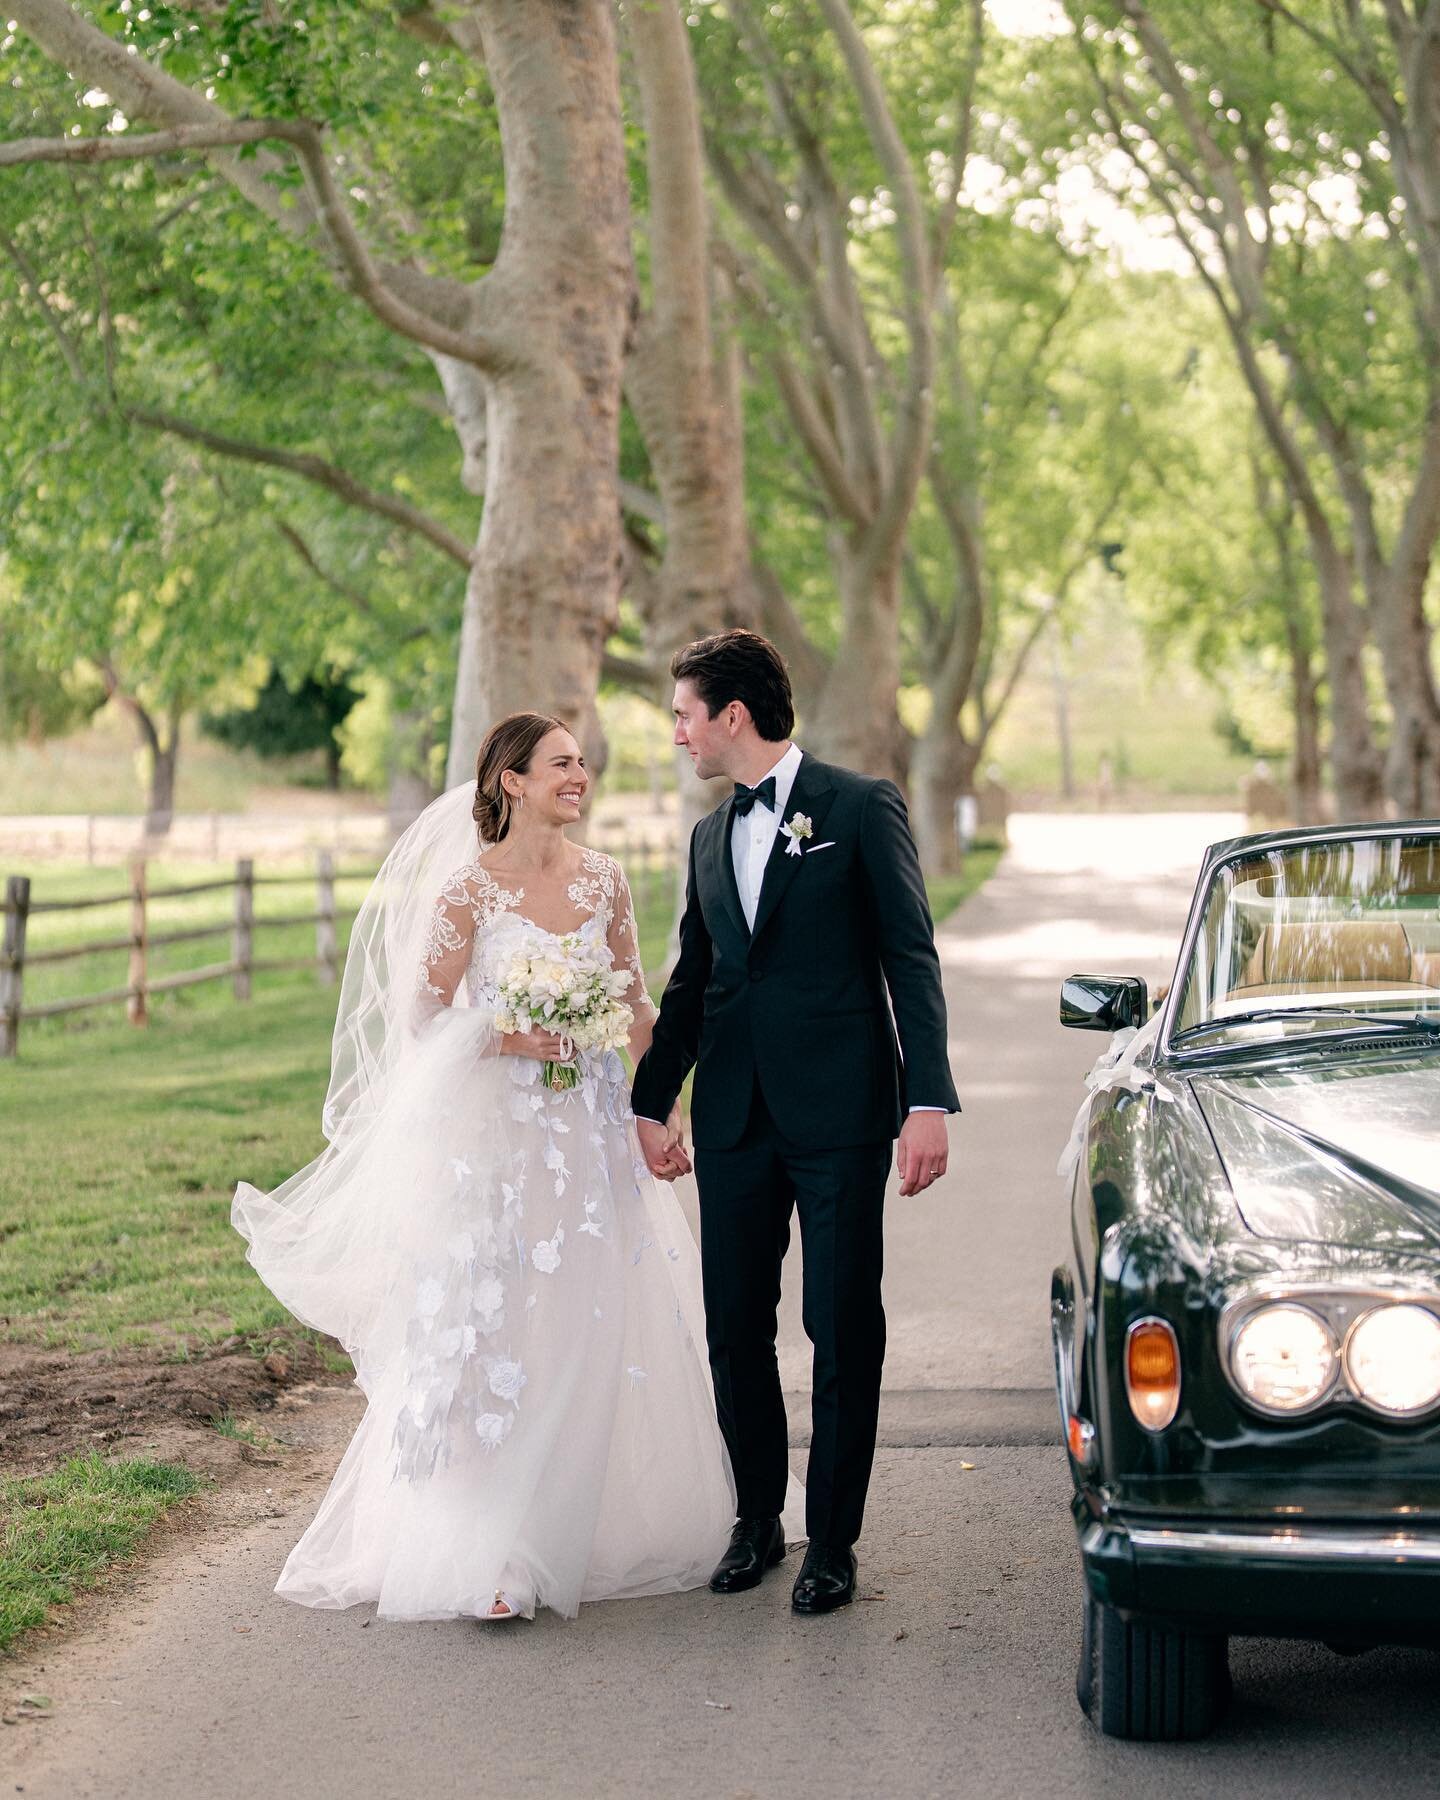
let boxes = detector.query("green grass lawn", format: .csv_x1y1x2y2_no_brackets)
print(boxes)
0,1453,204,1654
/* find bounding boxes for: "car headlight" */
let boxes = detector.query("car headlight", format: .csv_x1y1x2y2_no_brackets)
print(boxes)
1346,1304,1440,1417
1231,1304,1336,1412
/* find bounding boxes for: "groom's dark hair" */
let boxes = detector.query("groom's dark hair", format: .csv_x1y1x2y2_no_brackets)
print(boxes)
671,629,794,742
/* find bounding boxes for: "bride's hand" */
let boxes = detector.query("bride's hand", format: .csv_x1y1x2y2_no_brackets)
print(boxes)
499,1027,574,1063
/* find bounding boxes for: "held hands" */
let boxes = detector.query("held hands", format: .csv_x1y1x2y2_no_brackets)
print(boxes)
896,1111,949,1197
636,1103,692,1183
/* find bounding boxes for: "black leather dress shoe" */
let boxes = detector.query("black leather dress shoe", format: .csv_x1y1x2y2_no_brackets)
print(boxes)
791,1542,857,1614
709,1516,785,1593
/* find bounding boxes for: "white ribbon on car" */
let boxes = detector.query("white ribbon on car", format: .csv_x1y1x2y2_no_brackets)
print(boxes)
1056,1012,1167,1188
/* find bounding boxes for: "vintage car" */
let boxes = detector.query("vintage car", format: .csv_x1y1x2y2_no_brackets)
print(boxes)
1053,820,1440,1741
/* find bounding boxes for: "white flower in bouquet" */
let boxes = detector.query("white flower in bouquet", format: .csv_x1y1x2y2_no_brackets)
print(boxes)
493,930,634,1092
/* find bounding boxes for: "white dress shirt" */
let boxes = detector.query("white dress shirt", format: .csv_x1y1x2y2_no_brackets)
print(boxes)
731,741,804,931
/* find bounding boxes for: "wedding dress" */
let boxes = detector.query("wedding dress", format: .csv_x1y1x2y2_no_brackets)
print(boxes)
232,795,737,1622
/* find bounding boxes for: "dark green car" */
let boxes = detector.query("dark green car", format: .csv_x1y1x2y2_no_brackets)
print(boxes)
1054,821,1440,1741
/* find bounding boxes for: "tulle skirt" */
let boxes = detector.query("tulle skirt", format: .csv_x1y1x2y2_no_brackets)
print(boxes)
233,1016,738,1621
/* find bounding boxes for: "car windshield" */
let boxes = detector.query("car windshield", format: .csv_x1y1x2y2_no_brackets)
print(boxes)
1171,832,1440,1047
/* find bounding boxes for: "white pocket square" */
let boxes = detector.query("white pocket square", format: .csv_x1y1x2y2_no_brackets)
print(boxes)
805,841,837,854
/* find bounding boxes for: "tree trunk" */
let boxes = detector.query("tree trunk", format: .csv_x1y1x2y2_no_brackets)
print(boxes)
1368,566,1440,817
1050,629,1075,802
444,1,634,786
909,725,980,877
1312,544,1387,821
625,0,754,670
146,731,178,837
1284,618,1324,827
807,539,906,780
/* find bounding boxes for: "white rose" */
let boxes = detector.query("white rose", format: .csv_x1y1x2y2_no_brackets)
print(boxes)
486,1357,527,1403
531,1237,561,1275
475,1411,512,1451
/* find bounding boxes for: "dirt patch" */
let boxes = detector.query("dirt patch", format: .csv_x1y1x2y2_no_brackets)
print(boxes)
0,1336,352,1480
0,1380,364,1731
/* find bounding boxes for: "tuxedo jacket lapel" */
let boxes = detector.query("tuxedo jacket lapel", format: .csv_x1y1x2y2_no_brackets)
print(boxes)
749,755,836,945
704,802,750,944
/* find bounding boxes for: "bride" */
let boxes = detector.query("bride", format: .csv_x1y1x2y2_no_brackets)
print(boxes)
232,711,740,1623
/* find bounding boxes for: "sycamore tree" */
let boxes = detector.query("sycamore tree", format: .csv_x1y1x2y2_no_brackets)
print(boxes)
1061,0,1440,817
3,0,637,786
904,261,1181,869
0,66,466,820
1121,342,1333,825
687,0,947,778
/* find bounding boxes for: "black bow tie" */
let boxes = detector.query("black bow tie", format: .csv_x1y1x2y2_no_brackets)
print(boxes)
731,775,778,817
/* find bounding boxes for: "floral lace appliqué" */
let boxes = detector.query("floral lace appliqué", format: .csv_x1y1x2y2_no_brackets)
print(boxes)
565,846,619,920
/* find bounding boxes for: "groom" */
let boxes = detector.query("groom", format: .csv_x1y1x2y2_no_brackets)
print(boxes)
633,629,959,1615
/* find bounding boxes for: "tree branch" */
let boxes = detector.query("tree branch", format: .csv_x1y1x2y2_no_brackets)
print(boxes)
0,113,511,372
271,517,428,641
816,0,935,558
6,1,507,359
128,406,475,569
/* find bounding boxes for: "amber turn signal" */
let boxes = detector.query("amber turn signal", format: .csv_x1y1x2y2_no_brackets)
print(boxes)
1067,1414,1096,1466
1125,1318,1181,1431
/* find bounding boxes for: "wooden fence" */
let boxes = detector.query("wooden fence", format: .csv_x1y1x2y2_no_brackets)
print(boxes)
0,852,364,1059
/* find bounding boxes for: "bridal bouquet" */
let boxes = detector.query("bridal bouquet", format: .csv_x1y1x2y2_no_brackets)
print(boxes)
493,932,635,1091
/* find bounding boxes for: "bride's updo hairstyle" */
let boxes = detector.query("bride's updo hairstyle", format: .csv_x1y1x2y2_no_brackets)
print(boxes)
473,711,571,844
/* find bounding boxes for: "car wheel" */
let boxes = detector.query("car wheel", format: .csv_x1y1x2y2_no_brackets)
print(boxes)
1078,1589,1230,1741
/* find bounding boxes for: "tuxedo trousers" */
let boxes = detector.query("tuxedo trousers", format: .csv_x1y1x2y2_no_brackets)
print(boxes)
693,1079,891,1549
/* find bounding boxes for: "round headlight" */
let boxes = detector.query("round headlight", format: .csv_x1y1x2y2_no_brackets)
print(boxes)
1346,1304,1440,1416
1231,1304,1336,1412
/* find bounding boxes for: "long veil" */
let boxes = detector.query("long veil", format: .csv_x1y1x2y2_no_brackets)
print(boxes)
322,780,484,1140
232,781,495,1360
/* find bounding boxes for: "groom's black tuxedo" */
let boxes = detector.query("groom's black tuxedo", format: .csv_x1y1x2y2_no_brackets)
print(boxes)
633,751,959,1550
631,753,959,1146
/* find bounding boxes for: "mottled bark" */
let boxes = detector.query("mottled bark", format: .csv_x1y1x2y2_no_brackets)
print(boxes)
909,728,981,879
444,0,635,784
625,0,752,658
809,542,908,781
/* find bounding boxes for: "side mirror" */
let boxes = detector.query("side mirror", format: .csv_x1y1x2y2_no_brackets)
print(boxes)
1060,974,1149,1032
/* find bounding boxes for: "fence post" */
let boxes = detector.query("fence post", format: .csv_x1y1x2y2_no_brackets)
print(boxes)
1,875,31,1059
233,858,254,1001
316,850,338,985
127,857,149,1027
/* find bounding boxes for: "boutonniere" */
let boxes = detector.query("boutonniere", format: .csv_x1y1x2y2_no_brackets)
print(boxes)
780,811,813,857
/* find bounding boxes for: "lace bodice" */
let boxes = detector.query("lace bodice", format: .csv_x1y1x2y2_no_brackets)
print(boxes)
416,847,657,1033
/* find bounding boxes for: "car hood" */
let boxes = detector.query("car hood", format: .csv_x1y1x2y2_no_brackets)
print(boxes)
1192,1056,1440,1251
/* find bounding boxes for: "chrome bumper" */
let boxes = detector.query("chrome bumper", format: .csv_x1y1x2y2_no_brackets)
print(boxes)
1118,1523,1440,1565
1079,1515,1440,1636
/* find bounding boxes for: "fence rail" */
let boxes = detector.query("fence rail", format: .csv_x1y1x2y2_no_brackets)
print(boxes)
0,833,680,1060
0,851,366,1058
